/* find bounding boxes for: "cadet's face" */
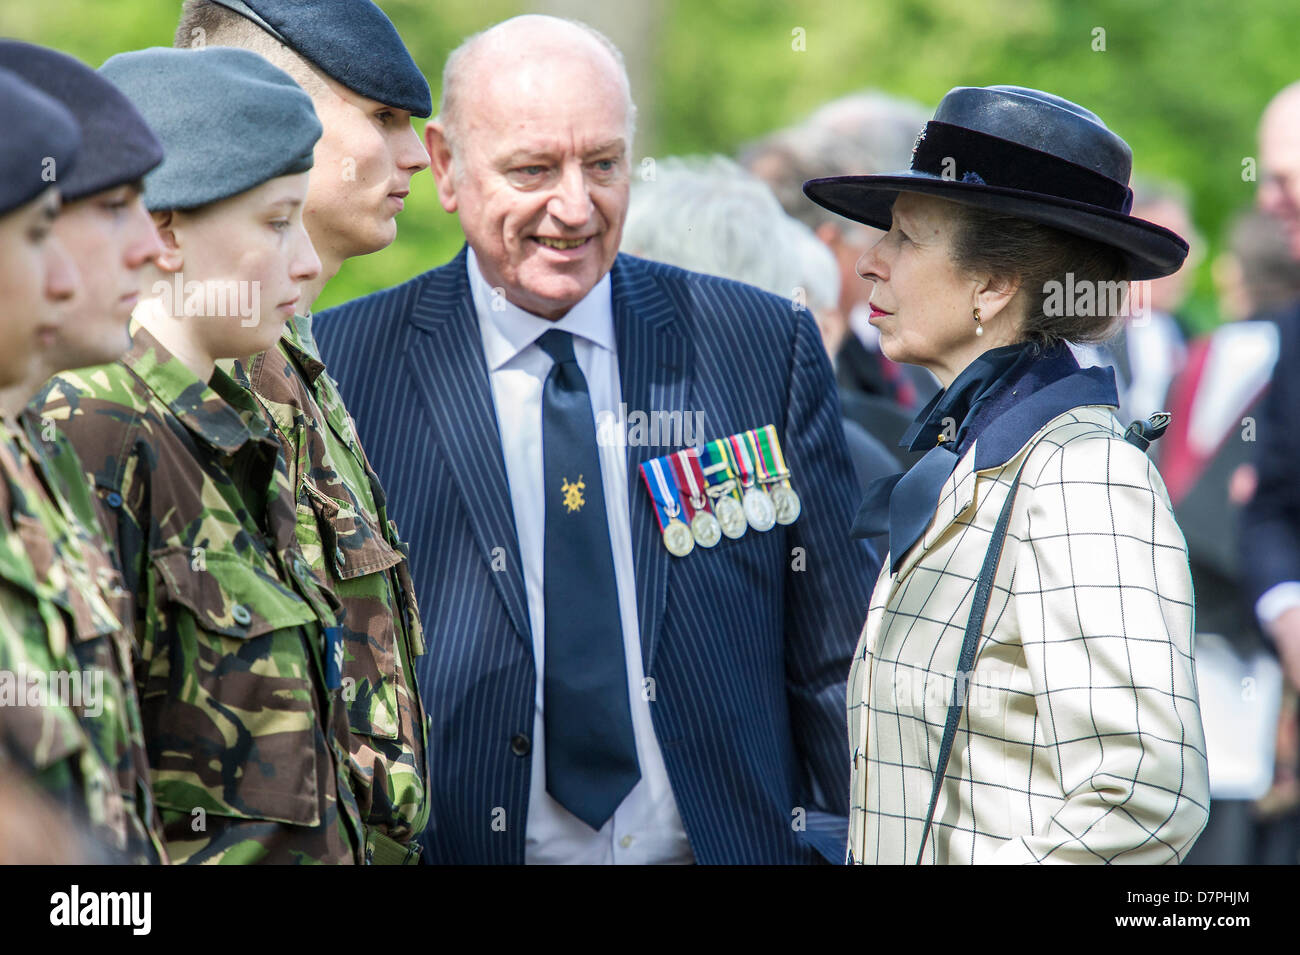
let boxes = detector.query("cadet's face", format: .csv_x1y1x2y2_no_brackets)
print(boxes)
432,54,631,319
0,189,78,389
171,174,320,359
306,77,429,266
49,184,162,372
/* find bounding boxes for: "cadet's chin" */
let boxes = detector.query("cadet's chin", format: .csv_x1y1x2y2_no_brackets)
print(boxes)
249,310,292,354
343,208,398,259
212,312,289,362
48,321,133,375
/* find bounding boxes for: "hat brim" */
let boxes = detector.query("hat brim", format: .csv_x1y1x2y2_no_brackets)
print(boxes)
803,172,1189,281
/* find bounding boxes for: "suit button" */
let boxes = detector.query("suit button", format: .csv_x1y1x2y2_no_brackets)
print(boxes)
509,733,530,756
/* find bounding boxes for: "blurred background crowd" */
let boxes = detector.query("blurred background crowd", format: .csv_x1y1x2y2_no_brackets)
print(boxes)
5,0,1299,863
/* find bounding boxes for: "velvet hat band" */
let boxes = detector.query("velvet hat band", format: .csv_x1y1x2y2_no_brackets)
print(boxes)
911,121,1134,214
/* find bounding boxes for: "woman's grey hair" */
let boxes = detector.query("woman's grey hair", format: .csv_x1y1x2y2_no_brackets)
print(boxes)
438,16,637,157
947,201,1129,350
621,155,840,314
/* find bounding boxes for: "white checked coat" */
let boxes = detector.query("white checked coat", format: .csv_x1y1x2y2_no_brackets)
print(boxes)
847,404,1210,864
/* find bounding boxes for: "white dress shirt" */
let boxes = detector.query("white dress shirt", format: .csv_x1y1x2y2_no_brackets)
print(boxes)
467,249,694,865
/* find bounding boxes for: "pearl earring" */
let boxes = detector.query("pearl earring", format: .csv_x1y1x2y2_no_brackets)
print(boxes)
973,306,984,337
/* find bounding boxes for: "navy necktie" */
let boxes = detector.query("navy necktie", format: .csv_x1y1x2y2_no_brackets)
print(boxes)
536,329,641,829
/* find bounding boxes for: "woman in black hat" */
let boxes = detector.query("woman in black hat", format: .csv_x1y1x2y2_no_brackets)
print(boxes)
805,86,1210,864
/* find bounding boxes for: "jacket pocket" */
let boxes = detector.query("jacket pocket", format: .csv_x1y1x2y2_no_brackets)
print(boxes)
299,483,403,741
302,482,402,582
146,546,323,826
13,512,120,648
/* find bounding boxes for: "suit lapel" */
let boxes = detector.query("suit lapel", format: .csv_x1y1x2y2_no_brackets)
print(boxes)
611,257,693,673
404,248,532,648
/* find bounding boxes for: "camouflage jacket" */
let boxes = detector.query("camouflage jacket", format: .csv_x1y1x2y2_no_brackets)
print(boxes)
228,312,428,860
38,328,365,864
0,426,158,863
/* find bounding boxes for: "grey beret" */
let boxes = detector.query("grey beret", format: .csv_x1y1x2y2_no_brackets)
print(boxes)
99,46,322,212
0,41,164,203
212,0,432,117
0,66,81,217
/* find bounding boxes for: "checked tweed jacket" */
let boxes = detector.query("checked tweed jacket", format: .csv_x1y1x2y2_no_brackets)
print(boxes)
848,404,1210,864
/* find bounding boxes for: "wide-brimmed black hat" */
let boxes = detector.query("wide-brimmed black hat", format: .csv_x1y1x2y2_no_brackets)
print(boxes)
803,85,1188,280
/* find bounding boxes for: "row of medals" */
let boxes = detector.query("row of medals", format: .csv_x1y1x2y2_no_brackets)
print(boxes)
662,467,802,558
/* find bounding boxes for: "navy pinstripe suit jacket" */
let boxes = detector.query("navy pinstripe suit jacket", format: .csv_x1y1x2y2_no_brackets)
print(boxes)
314,247,879,864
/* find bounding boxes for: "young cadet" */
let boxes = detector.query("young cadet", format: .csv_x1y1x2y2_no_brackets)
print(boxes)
0,40,169,865
172,0,432,863
0,66,124,861
37,46,364,864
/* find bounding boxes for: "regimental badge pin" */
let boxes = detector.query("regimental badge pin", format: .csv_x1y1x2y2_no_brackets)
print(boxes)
561,475,586,513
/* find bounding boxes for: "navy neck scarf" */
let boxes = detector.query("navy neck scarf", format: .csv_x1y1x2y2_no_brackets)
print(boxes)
852,342,1119,573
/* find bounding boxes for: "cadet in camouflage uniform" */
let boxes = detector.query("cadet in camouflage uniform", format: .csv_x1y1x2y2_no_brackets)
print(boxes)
0,433,136,861
0,40,175,865
0,65,161,864
175,0,432,863
38,47,364,864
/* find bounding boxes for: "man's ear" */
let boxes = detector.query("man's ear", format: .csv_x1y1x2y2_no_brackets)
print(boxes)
425,121,459,214
150,210,184,273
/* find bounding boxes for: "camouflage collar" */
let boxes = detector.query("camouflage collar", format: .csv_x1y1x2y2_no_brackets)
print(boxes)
122,328,276,455
281,312,327,383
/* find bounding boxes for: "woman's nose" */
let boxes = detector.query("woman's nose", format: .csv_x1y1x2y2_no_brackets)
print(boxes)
856,245,885,285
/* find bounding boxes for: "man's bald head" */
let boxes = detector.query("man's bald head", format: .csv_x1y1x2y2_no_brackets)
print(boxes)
425,15,636,320
1258,81,1300,260
438,15,636,159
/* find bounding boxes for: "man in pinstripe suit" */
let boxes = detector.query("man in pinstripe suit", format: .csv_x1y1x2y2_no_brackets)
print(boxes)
313,15,878,864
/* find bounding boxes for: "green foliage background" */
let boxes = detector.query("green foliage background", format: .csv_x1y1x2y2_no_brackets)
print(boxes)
4,0,1294,329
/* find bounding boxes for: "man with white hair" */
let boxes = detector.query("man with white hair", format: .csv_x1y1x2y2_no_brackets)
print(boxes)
1242,81,1300,696
315,15,877,865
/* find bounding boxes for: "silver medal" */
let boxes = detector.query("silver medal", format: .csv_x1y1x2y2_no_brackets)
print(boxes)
770,484,802,525
663,517,695,557
713,494,747,539
743,485,777,532
690,508,722,548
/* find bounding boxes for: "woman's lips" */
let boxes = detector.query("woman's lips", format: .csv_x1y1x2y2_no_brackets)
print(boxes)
869,305,893,318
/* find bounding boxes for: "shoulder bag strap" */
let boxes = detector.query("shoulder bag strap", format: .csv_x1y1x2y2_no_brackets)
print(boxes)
915,456,1029,865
